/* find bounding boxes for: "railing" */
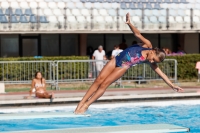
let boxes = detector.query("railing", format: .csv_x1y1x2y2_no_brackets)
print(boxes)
56,60,108,83
0,59,177,89
0,61,54,84
123,59,177,83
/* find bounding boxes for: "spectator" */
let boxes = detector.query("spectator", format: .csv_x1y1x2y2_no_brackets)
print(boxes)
119,39,128,50
132,40,138,46
166,48,172,54
106,50,112,60
163,47,172,55
87,46,94,59
111,44,123,59
92,45,106,75
177,45,186,54
196,61,200,82
162,47,167,53
25,71,54,99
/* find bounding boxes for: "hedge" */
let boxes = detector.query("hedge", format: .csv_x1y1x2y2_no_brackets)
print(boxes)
57,60,90,81
0,56,89,82
166,54,200,79
0,56,89,61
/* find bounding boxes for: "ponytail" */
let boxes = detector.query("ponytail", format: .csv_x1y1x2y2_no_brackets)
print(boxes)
153,47,166,62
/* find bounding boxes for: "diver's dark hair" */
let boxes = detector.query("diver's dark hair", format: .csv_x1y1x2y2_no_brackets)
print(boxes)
153,47,166,62
35,71,43,84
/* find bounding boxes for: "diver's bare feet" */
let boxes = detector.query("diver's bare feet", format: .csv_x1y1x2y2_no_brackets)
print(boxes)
74,102,85,114
75,103,89,114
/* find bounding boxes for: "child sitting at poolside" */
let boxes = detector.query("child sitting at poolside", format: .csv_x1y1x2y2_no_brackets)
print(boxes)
25,71,54,99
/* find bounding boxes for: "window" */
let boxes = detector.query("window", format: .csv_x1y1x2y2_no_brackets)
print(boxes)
41,34,59,56
0,35,19,57
61,34,78,56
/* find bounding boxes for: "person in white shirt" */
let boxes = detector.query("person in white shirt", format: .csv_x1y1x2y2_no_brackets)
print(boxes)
111,45,123,59
92,45,106,76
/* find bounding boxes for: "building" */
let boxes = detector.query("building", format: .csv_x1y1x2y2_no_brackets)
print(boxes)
0,0,199,57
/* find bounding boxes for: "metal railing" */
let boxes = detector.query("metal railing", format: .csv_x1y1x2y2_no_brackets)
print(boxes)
123,59,177,83
0,59,177,89
0,61,54,84
56,60,108,83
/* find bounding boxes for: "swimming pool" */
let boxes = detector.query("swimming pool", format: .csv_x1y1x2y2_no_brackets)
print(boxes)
0,100,199,133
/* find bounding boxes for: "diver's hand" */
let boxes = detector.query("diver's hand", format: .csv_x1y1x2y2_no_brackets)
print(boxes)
125,13,131,24
172,86,184,92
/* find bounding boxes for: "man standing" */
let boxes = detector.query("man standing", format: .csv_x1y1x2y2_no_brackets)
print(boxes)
111,44,123,59
92,45,106,76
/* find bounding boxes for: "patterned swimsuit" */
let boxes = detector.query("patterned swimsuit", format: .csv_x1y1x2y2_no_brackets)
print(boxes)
115,45,151,69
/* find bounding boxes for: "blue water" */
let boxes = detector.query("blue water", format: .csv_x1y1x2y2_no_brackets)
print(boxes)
0,104,200,132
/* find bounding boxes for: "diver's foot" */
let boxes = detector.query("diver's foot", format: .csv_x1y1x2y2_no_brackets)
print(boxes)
74,102,85,113
75,103,89,114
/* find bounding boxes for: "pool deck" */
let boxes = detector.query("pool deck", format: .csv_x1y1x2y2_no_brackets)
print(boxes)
0,87,195,133
0,87,200,106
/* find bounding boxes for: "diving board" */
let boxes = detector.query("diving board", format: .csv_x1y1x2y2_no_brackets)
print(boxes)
5,124,190,133
0,112,90,120
42,124,190,133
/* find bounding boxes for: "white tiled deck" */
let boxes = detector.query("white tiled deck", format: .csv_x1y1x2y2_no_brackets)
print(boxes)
0,92,199,105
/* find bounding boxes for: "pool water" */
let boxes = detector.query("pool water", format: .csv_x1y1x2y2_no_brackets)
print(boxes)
0,104,200,132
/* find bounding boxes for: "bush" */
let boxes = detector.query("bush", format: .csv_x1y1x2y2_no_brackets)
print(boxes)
0,56,89,82
166,54,200,79
0,56,89,61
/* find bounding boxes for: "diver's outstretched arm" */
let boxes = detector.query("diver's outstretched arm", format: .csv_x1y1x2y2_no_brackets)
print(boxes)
150,63,183,92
